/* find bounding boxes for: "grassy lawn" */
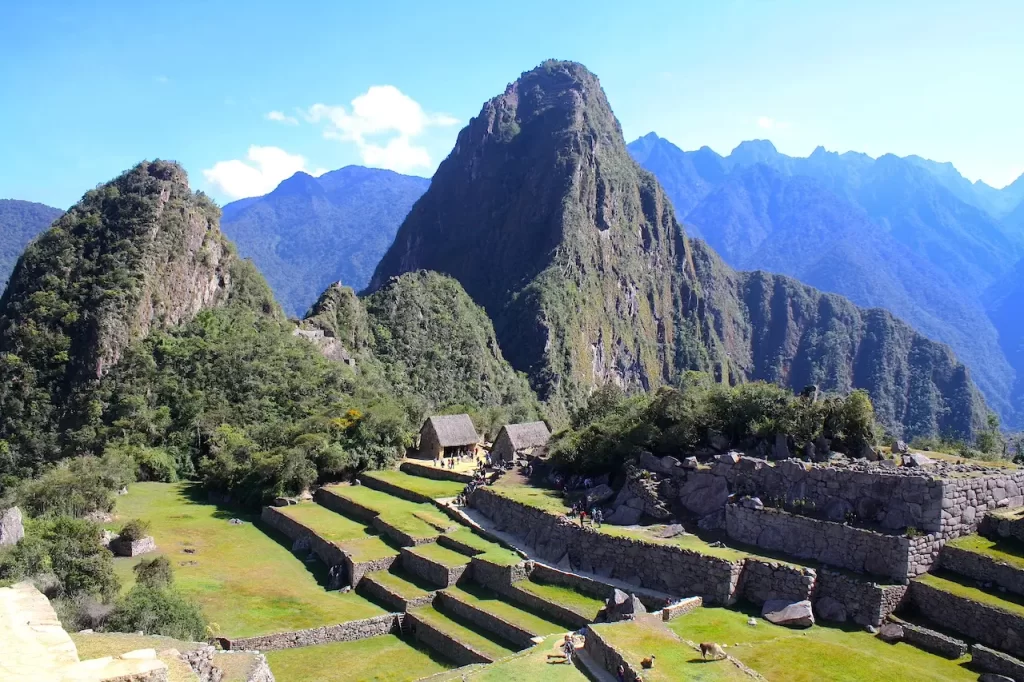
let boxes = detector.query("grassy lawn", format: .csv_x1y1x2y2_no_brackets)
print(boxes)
408,542,473,568
667,606,977,682
111,482,386,637
325,484,456,540
488,483,569,514
915,572,1024,617
363,470,465,499
513,579,605,621
264,634,453,682
70,632,201,682
598,525,748,562
947,533,1024,570
213,652,264,682
444,528,522,566
411,605,519,660
275,502,400,563
444,584,572,635
435,638,587,681
592,619,752,681
366,568,434,600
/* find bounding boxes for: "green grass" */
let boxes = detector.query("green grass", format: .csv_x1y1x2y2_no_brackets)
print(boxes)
264,634,453,682
915,572,1024,617
513,579,605,620
444,528,522,566
324,484,456,540
666,606,977,682
592,618,751,681
362,469,465,499
410,605,519,660
443,584,572,635
69,632,201,682
598,525,748,562
365,568,434,600
488,484,569,514
213,652,263,682
430,638,587,681
947,533,1024,570
408,542,474,568
276,502,399,563
111,482,386,637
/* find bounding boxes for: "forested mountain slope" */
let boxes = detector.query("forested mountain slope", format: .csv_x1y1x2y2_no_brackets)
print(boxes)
0,199,63,293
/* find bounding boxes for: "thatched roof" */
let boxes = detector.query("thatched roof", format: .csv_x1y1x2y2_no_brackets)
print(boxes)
500,421,551,451
423,414,479,447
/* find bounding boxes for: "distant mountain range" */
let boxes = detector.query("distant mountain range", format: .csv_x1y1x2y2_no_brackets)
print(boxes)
220,166,429,317
629,133,1024,426
0,199,63,293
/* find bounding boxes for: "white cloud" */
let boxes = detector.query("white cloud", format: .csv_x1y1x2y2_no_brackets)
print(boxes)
266,110,299,125
203,145,316,199
757,116,791,131
305,85,458,173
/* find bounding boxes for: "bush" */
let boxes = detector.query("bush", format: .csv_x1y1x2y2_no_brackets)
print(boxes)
118,519,151,542
106,585,207,640
133,556,173,589
14,451,135,518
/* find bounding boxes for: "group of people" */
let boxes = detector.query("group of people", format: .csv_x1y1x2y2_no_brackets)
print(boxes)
454,470,490,506
568,501,603,527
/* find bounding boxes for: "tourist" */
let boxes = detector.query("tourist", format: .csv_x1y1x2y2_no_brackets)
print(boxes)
562,634,574,664
593,508,603,528
616,664,626,682
579,509,586,526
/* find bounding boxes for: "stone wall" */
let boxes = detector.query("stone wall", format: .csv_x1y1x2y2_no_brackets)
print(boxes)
435,591,535,647
109,535,157,558
501,582,591,629
401,461,474,484
725,504,936,579
941,545,1024,597
470,556,529,591
359,474,434,504
359,572,435,611
736,559,815,606
372,516,438,547
222,614,400,651
347,554,399,590
972,644,1024,681
471,488,740,604
982,511,1024,545
940,475,1024,537
0,506,24,546
813,569,907,627
909,579,1024,657
261,507,347,567
661,596,702,621
583,624,643,682
314,487,378,523
401,548,469,588
530,563,616,602
895,620,968,659
403,612,494,665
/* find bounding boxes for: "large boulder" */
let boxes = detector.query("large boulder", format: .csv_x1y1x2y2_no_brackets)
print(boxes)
762,600,814,628
772,433,790,460
0,507,24,546
814,597,847,623
604,589,647,622
679,473,730,517
577,484,615,508
606,505,643,526
877,622,904,642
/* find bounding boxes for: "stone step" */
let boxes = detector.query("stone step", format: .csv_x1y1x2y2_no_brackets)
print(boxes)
359,470,464,503
402,543,473,588
941,534,1024,596
436,584,570,648
909,572,1024,659
360,569,437,611
508,578,606,626
406,605,519,665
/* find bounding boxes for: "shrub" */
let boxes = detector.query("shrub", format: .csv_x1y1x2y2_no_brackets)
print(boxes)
133,556,173,589
106,585,207,640
118,519,151,542
14,451,135,518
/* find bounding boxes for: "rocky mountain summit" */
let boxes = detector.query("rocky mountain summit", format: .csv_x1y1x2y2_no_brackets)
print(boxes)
369,60,986,438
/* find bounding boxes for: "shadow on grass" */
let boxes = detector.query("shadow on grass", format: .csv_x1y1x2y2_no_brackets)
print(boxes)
254,518,335,590
178,482,256,521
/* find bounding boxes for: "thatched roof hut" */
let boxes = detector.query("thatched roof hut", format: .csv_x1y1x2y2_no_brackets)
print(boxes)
492,421,551,462
418,414,479,459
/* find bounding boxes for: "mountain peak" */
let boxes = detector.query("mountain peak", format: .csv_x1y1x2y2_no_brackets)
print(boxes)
270,171,325,198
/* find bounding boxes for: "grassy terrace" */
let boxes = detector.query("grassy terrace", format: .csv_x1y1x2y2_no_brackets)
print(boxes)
111,482,386,637
323,484,455,540
362,469,465,499
408,542,473,568
915,572,1024,617
212,652,264,682
667,606,976,682
947,533,1024,570
513,579,605,621
70,632,202,682
444,527,522,566
427,638,587,681
411,605,520,660
276,502,398,562
592,618,752,682
264,634,453,682
443,583,571,635
366,567,435,600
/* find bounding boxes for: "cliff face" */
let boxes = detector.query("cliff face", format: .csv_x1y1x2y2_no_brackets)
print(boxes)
0,160,236,466
370,60,986,437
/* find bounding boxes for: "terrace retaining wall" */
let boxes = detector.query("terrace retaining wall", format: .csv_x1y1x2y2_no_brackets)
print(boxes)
359,474,435,505
347,554,398,589
372,516,438,547
982,511,1024,545
501,583,592,629
471,488,740,604
314,487,378,523
221,613,400,651
401,461,474,484
435,591,536,647
261,506,347,568
583,625,644,682
359,573,435,611
895,620,968,659
736,558,816,606
403,612,494,665
813,569,907,627
725,504,938,579
402,548,469,588
909,579,1024,658
661,596,702,621
941,544,1024,597
972,644,1024,681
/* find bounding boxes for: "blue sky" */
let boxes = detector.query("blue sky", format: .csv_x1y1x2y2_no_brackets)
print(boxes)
1,0,1021,208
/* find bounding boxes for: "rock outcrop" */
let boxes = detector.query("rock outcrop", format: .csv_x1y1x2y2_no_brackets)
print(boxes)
0,507,24,547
